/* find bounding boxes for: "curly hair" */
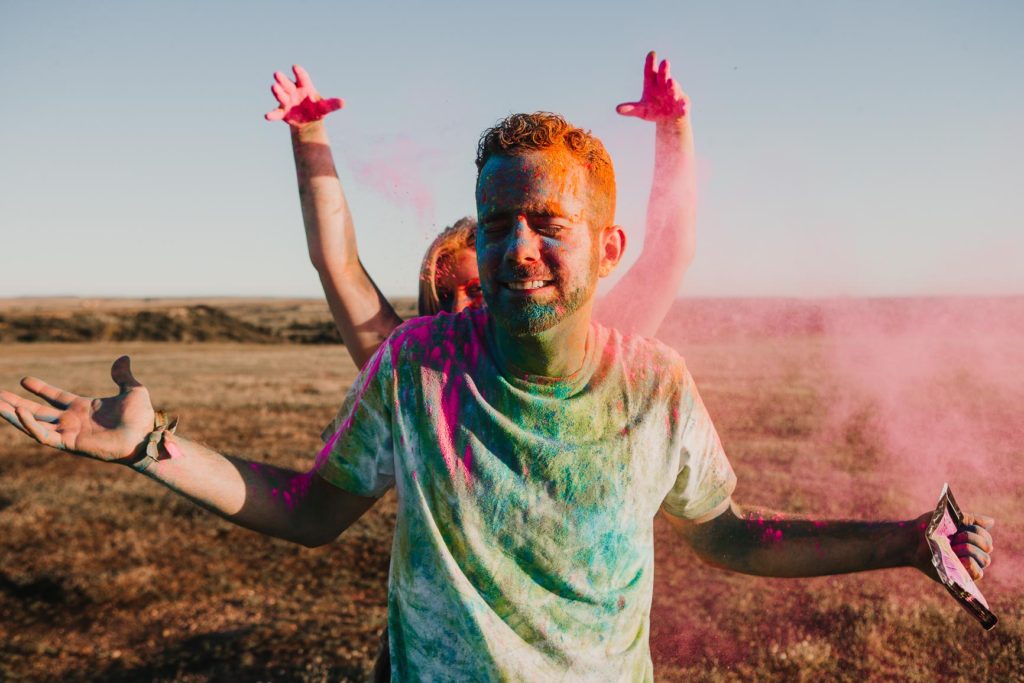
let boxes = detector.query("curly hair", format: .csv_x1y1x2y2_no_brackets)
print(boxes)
475,112,616,228
417,216,477,316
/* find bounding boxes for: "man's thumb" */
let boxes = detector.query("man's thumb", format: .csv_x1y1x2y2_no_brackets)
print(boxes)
111,355,143,391
966,513,996,530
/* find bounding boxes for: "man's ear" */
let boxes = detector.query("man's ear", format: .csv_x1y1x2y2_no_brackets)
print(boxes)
597,224,626,278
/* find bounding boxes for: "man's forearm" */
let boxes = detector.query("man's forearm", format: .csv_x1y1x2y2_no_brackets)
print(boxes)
594,118,696,336
129,434,322,546
677,503,921,578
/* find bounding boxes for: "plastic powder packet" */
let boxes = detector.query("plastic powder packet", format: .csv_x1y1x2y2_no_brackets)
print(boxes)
926,484,997,630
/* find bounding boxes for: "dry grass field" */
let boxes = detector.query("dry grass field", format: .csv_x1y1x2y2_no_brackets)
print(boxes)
1,298,1021,681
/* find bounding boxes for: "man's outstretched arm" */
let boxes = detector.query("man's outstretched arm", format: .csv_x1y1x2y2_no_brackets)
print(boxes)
127,434,375,548
0,356,375,547
666,499,995,581
266,65,404,369
596,51,696,338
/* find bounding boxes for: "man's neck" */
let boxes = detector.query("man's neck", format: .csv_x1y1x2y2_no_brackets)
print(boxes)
490,303,593,378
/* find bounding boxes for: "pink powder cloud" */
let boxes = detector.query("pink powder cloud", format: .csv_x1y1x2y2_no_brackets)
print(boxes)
347,135,439,232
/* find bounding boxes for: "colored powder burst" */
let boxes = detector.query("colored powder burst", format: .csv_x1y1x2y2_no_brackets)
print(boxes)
658,296,1024,588
345,135,438,232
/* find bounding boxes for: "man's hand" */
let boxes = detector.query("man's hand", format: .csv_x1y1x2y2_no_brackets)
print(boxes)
0,356,155,463
616,51,688,123
913,510,995,582
265,64,344,127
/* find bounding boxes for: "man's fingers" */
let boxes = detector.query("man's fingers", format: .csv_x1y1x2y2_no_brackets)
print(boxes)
952,528,993,553
20,377,77,410
659,58,671,83
964,513,996,530
959,554,986,581
16,406,65,450
0,391,60,422
265,108,285,121
0,390,34,409
955,542,991,572
110,355,142,392
0,400,32,436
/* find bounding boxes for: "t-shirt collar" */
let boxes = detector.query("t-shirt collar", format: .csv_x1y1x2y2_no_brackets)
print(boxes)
480,309,598,398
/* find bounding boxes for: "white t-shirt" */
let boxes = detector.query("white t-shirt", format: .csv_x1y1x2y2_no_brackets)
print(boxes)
317,308,736,681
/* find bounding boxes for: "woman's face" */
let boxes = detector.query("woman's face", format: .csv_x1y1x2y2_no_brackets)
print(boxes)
435,248,484,313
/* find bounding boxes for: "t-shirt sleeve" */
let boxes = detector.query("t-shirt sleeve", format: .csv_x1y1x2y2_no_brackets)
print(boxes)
660,368,737,521
315,340,396,498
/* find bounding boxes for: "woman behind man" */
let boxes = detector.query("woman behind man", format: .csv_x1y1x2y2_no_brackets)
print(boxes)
266,52,697,368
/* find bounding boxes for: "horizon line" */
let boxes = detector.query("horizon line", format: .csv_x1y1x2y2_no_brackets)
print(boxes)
4,293,1023,302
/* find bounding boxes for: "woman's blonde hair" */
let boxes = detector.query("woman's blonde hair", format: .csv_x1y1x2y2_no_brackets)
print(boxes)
417,216,478,316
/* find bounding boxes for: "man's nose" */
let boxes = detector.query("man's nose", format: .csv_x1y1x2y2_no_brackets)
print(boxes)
503,215,540,264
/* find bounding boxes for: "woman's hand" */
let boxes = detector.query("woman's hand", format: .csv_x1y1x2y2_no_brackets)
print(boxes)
265,64,344,127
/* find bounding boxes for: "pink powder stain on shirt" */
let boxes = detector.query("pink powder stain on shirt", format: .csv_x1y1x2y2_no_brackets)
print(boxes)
461,443,474,487
437,373,466,484
430,317,488,487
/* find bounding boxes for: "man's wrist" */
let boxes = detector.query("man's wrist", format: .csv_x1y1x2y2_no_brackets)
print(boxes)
118,411,179,472
904,514,934,573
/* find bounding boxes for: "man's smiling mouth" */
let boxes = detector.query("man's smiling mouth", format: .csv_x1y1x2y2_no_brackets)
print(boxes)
504,280,551,291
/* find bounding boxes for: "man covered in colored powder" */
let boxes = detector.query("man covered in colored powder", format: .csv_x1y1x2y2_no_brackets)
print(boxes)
0,114,995,680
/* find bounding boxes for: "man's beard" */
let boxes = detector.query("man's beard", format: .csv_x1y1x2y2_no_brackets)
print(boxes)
497,283,591,336
486,248,601,336
494,259,598,336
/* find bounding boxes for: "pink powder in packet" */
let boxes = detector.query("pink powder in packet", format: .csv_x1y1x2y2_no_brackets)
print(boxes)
926,484,997,630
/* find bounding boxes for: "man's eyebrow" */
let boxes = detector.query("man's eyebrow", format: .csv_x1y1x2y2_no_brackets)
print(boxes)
481,210,514,223
482,207,576,222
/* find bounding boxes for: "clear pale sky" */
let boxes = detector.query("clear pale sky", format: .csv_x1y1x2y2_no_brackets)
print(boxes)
1,1,1021,298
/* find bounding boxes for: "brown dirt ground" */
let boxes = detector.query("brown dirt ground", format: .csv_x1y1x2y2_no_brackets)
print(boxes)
0,299,1021,681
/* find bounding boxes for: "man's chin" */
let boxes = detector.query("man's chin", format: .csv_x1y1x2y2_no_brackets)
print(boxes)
493,300,564,336
486,283,592,336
